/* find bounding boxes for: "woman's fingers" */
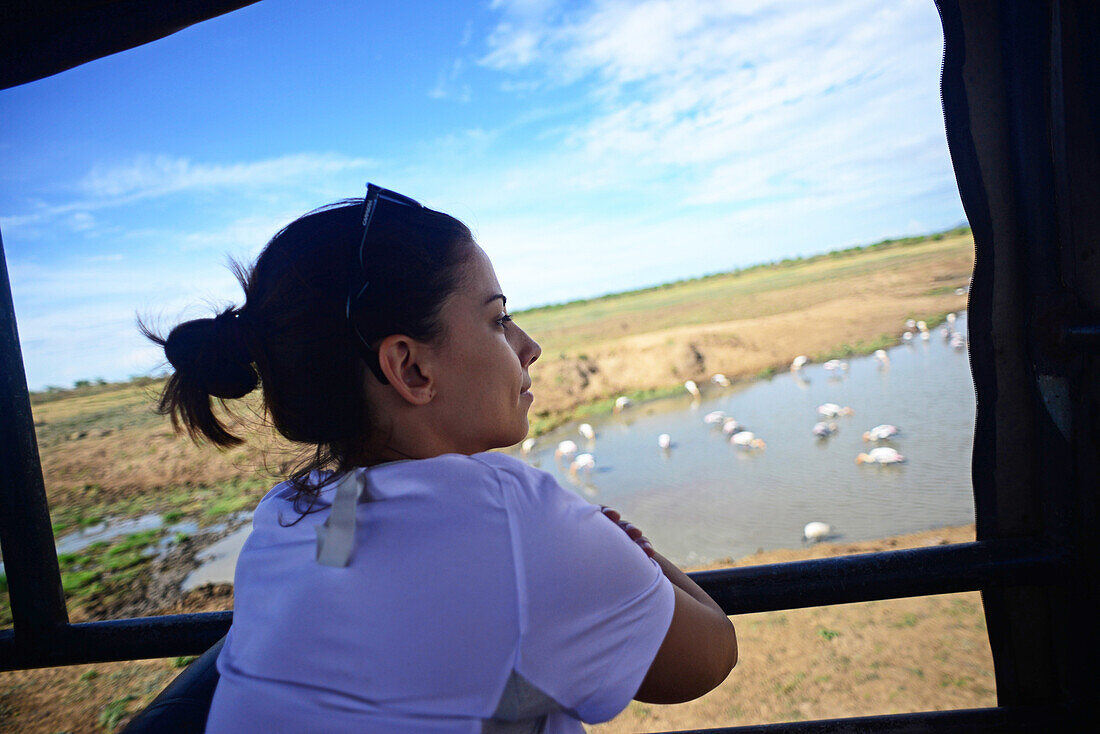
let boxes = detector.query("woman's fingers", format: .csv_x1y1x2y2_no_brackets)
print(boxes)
601,506,654,556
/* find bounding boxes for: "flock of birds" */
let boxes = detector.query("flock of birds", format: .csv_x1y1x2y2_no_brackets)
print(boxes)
518,312,967,546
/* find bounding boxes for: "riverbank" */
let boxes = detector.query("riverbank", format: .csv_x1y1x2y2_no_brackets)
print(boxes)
0,524,989,732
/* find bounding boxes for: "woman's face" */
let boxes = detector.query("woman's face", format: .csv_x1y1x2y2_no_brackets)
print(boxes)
429,245,541,454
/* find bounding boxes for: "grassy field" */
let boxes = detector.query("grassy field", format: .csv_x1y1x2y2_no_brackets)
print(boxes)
0,228,978,731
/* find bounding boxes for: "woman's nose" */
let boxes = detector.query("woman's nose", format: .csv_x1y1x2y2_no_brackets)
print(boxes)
519,328,541,366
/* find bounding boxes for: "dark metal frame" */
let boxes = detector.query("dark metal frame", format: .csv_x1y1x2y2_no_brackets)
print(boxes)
2,1,1098,731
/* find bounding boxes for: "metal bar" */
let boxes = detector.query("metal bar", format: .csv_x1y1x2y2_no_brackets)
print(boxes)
0,612,231,671
0,539,1060,670
0,227,69,637
694,539,1062,615
653,705,1058,733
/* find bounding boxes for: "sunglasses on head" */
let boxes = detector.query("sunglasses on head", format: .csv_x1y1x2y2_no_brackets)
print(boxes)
346,183,425,385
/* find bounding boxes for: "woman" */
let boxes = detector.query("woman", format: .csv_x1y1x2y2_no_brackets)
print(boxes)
148,185,736,733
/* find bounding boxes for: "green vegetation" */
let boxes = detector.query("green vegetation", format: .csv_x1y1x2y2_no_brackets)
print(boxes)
30,375,161,406
1,529,172,628
813,333,896,363
202,476,270,518
893,613,920,628
818,627,842,641
97,695,136,732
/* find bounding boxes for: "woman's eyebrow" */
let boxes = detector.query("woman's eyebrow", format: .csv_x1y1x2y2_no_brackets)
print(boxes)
483,293,506,307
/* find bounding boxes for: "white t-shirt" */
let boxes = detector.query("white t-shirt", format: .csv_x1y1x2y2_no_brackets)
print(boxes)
205,452,675,733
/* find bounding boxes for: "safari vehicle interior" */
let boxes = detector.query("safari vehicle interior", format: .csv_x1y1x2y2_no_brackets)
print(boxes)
1,1,1097,731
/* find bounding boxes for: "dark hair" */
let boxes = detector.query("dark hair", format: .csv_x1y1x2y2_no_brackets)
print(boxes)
142,196,473,500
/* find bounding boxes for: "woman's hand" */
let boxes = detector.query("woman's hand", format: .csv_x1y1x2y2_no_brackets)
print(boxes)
599,506,655,558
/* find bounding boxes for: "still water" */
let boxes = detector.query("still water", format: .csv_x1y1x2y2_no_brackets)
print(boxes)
521,314,975,566
181,315,974,585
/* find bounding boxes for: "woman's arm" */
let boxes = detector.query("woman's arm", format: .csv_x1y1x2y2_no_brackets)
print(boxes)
634,550,737,703
600,507,737,703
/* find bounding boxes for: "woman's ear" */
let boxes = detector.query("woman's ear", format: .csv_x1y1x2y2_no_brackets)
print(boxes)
377,335,435,405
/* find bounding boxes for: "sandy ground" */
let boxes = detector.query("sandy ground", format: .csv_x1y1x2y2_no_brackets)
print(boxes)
0,525,992,733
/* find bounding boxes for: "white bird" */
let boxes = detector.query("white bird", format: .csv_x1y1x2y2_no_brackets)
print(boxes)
578,423,595,440
790,355,809,371
920,330,930,341
657,433,672,449
569,452,596,477
684,380,701,399
940,326,952,339
873,349,890,367
905,318,916,329
803,521,832,543
950,334,966,350
817,403,853,418
711,373,731,387
946,312,957,325
613,396,633,413
731,431,766,449
857,447,906,464
823,359,842,371
555,440,578,460
722,418,745,435
955,287,966,296
521,437,537,456
917,320,928,333
703,410,727,425
812,421,838,438
902,331,914,342
862,424,900,441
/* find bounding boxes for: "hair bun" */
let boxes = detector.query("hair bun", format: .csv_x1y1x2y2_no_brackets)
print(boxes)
164,309,259,399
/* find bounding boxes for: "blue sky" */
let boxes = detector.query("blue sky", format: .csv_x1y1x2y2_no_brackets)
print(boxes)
0,0,963,390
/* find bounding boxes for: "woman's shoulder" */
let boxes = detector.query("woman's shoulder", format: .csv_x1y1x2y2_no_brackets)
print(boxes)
469,451,556,489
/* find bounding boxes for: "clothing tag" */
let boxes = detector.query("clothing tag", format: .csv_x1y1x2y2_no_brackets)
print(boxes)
315,471,366,567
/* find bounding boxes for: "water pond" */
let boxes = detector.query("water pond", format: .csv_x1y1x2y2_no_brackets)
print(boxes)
524,314,975,565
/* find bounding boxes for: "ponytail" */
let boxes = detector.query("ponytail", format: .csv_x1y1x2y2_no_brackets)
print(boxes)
139,305,258,447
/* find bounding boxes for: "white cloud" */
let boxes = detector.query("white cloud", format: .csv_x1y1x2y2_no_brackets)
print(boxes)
463,0,955,244
78,152,375,201
430,59,473,102
2,152,377,233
